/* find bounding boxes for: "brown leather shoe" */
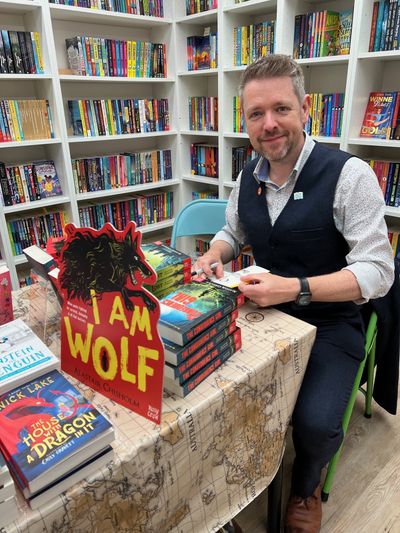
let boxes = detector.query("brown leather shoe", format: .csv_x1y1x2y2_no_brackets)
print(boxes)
284,485,322,533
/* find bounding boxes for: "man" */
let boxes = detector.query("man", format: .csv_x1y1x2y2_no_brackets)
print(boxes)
194,54,394,532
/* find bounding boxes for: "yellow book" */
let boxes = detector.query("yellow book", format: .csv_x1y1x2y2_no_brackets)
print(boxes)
391,231,399,256
32,32,44,73
9,100,22,141
107,99,116,135
131,41,137,77
3,100,17,141
78,100,88,137
127,41,133,77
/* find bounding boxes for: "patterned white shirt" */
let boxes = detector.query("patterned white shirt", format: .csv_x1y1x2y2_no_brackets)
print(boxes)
212,133,394,302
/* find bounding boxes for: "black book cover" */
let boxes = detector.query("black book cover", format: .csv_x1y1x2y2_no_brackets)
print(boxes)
24,32,36,74
0,162,12,206
8,31,24,74
1,31,15,74
0,33,8,74
17,32,30,74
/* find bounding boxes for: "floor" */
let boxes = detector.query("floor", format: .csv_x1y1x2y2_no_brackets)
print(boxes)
235,390,400,533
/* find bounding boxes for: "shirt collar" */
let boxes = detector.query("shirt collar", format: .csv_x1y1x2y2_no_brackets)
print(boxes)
253,132,315,189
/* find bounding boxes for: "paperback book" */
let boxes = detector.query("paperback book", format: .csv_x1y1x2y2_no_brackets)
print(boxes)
0,369,114,498
0,265,13,326
0,318,59,394
32,160,62,198
360,91,398,139
23,244,57,279
141,242,191,281
158,281,245,346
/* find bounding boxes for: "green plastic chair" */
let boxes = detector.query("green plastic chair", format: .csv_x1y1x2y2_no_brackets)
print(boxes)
321,310,378,502
170,199,228,249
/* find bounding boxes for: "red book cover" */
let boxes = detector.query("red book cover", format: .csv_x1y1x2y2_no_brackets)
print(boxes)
360,91,397,139
0,265,13,325
58,222,164,424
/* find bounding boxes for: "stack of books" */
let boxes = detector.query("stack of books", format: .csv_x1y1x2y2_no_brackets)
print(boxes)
0,319,114,509
0,452,18,529
158,281,244,397
142,242,192,299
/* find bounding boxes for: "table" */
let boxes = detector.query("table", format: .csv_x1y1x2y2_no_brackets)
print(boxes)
7,284,316,533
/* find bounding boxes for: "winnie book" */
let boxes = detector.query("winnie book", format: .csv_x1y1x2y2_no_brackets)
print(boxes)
58,222,164,424
0,369,114,497
360,91,398,139
0,318,59,395
32,160,62,198
158,281,245,346
0,266,13,326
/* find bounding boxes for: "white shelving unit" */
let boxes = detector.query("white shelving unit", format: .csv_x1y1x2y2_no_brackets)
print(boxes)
0,0,399,288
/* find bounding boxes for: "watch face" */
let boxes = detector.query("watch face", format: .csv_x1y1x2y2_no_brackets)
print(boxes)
297,293,311,306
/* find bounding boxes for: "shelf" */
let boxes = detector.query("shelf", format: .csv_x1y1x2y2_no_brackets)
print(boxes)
223,66,247,73
0,74,52,80
180,130,218,137
347,137,400,147
77,179,180,202
49,4,172,27
385,206,400,218
223,180,237,188
0,0,42,13
312,136,341,144
0,138,62,149
297,56,350,66
223,0,277,16
182,175,219,185
223,132,248,138
13,255,27,266
176,9,218,25
178,69,218,77
68,130,177,143
59,75,175,83
358,51,400,62
137,218,175,234
3,196,70,215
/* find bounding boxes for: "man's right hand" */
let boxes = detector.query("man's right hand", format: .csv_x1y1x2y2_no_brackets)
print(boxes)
192,254,224,279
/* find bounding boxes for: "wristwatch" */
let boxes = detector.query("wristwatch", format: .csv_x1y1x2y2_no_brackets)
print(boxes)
295,277,312,306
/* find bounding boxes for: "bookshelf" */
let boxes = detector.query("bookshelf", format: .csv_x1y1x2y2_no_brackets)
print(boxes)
0,0,399,287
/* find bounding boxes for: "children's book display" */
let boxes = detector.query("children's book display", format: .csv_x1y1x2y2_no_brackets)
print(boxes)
58,222,165,424
159,281,245,397
0,318,59,395
0,369,114,508
0,265,13,326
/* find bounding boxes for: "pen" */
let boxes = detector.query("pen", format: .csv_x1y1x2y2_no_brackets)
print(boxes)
191,262,219,277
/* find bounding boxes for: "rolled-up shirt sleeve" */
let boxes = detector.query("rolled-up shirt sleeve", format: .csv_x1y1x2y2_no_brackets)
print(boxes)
211,172,247,258
336,157,394,302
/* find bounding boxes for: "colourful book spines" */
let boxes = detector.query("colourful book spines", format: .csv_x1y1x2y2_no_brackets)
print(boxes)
0,99,54,142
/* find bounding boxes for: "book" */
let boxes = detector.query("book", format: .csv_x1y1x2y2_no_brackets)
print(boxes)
141,242,191,281
163,309,238,366
158,281,245,346
23,244,57,279
163,340,240,397
337,9,353,54
0,318,59,394
32,160,62,198
320,11,340,57
28,445,113,510
360,91,398,139
0,265,13,326
208,264,270,289
164,326,242,382
0,369,114,498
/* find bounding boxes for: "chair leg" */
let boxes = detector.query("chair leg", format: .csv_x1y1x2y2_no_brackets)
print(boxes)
321,443,344,502
364,341,376,418
267,459,283,533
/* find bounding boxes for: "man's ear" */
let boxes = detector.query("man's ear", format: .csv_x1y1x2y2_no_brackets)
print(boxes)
302,94,311,124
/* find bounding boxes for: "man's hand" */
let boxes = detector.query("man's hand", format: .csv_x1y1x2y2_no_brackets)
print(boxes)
238,273,300,307
192,254,224,279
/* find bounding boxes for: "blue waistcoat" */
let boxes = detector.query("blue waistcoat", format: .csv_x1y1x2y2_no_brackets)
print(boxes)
238,142,359,320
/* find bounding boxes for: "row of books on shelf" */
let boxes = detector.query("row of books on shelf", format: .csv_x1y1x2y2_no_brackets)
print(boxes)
306,93,344,138
194,238,254,273
0,315,114,517
192,190,218,200
370,159,400,206
189,96,218,132
233,96,246,133
232,145,257,181
50,0,164,17
187,33,217,71
66,36,167,78
186,0,217,15
369,0,400,52
233,21,275,67
72,149,172,193
8,212,67,256
0,160,62,207
0,30,44,75
293,9,352,59
78,189,173,230
68,97,170,137
0,99,54,143
190,143,218,178
360,91,400,140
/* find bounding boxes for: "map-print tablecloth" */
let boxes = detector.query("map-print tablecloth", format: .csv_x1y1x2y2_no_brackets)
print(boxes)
7,284,316,533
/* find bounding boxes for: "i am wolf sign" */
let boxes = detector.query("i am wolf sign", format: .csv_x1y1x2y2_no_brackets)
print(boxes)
58,222,164,424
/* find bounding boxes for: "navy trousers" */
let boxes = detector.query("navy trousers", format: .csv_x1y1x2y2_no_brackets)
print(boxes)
289,316,365,497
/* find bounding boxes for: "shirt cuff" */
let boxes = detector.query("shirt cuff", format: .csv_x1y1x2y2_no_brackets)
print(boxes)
342,263,391,304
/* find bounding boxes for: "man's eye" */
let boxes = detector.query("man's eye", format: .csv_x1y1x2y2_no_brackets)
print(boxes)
277,106,290,113
250,111,262,119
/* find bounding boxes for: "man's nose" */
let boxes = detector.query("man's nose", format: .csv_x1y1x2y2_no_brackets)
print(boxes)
262,112,277,131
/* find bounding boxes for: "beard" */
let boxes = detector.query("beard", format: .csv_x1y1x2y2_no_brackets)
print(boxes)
256,132,292,162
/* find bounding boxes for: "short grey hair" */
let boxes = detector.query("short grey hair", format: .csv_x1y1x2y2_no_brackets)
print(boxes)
238,54,306,104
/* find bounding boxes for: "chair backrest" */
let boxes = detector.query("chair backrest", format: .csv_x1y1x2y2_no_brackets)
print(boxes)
170,199,228,249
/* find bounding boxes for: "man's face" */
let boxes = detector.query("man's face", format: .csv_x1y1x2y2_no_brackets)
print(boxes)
242,76,310,164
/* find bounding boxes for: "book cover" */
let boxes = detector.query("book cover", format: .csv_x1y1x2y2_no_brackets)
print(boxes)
33,160,62,198
338,9,353,55
0,369,114,497
0,266,13,326
163,309,238,366
163,340,240,398
158,281,245,346
360,91,397,139
0,318,59,395
320,11,340,57
59,222,165,424
141,241,192,281
165,326,242,382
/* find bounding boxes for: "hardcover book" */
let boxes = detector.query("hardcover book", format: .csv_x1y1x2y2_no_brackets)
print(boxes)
163,309,238,366
32,160,62,198
141,242,192,281
0,318,59,394
158,281,245,346
360,91,398,139
0,265,13,326
0,369,114,497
